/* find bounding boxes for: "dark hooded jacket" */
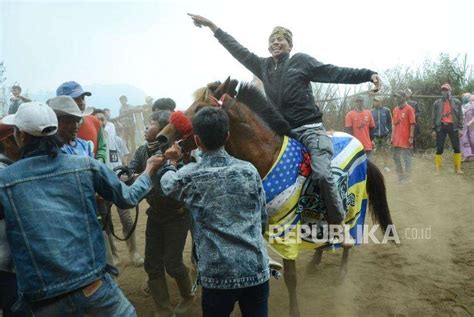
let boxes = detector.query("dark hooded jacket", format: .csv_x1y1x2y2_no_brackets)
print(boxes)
214,29,377,129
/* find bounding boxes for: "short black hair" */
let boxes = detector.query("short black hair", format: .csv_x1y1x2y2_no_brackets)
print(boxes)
149,110,171,128
152,98,176,112
92,108,105,115
11,85,21,92
192,107,229,150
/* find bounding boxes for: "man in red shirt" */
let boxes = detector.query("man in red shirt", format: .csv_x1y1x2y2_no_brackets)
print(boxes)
431,83,463,174
391,90,416,182
345,96,375,158
56,81,107,163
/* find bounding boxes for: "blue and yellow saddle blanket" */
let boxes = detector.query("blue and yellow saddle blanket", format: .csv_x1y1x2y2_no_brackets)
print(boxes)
263,132,368,260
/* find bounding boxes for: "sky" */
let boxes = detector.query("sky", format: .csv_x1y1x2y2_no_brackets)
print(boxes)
1,0,473,113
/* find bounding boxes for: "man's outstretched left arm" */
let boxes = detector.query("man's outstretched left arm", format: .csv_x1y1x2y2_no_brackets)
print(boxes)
304,55,380,90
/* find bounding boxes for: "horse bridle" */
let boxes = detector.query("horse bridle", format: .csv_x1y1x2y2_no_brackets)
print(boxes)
171,93,236,158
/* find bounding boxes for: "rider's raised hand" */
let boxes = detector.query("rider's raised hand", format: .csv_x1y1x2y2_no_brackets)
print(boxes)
371,74,381,92
187,13,218,33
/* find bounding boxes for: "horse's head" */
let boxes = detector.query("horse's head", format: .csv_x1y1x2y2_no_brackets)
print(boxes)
156,77,239,153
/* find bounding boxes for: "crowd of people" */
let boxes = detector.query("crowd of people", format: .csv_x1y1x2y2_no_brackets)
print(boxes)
0,12,473,317
344,83,474,182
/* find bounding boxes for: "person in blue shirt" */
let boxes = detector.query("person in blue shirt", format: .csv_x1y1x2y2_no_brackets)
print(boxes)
371,95,392,172
0,102,164,316
47,96,94,157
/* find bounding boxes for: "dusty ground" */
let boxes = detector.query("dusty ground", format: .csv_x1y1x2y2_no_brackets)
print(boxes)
112,155,474,317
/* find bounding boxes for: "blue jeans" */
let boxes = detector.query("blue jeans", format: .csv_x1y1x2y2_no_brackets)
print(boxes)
201,281,269,317
292,125,345,224
30,274,136,317
392,147,412,179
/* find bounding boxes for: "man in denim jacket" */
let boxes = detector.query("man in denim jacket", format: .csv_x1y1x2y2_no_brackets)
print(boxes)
0,102,164,316
161,107,270,317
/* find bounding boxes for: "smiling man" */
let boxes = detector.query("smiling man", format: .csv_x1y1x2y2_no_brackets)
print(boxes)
188,14,380,243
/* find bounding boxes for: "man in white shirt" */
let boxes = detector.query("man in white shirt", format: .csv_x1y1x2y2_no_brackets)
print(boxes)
94,109,144,267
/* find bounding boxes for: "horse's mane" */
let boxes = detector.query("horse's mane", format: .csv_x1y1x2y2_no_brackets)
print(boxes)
235,83,291,136
192,81,291,136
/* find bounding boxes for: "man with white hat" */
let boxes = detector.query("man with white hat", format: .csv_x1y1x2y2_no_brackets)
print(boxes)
0,102,164,316
47,95,94,157
56,81,107,163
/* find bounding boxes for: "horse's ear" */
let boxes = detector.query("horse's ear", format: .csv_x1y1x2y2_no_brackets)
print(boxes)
222,76,231,91
214,77,231,99
228,79,239,98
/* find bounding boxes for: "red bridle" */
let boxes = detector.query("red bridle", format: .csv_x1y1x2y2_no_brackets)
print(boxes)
168,93,234,155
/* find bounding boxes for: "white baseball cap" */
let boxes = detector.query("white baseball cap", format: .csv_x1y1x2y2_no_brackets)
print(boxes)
1,102,58,137
47,95,93,117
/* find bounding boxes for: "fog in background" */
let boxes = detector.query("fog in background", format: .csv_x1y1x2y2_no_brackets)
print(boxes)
1,0,473,115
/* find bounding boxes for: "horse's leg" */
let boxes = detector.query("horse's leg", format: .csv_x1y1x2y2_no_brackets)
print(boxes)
339,247,350,282
283,259,300,317
313,249,324,265
305,249,323,274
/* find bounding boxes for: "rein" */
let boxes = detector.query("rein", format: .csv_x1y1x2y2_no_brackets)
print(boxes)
102,166,140,241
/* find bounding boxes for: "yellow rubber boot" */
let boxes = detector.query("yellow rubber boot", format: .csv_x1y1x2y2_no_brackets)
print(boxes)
434,155,442,175
454,153,464,174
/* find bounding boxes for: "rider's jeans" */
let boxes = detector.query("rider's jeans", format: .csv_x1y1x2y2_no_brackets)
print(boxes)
291,124,345,224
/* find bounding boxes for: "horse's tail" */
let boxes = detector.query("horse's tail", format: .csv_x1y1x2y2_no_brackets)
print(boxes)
366,160,393,235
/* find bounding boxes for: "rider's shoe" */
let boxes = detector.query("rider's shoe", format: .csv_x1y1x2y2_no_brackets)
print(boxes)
269,257,283,271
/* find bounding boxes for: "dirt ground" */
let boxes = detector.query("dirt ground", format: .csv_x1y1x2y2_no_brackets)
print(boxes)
112,155,474,317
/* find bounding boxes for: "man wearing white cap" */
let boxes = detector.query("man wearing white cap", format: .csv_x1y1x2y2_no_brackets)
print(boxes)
47,95,94,157
56,81,107,163
0,102,164,316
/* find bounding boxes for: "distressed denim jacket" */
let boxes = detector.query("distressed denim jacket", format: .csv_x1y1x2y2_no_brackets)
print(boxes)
160,148,270,289
0,151,152,302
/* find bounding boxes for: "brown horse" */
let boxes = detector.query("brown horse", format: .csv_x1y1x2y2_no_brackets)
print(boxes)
157,78,393,317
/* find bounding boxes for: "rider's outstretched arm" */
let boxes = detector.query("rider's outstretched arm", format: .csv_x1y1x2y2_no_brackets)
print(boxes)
188,13,264,79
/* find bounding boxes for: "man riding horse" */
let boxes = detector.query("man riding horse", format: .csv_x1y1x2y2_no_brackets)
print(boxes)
188,14,381,247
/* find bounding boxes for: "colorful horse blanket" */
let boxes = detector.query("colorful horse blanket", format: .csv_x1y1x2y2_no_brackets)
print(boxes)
263,132,368,260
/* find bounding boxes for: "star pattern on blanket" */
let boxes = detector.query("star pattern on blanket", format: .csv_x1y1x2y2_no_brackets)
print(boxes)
263,138,305,202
